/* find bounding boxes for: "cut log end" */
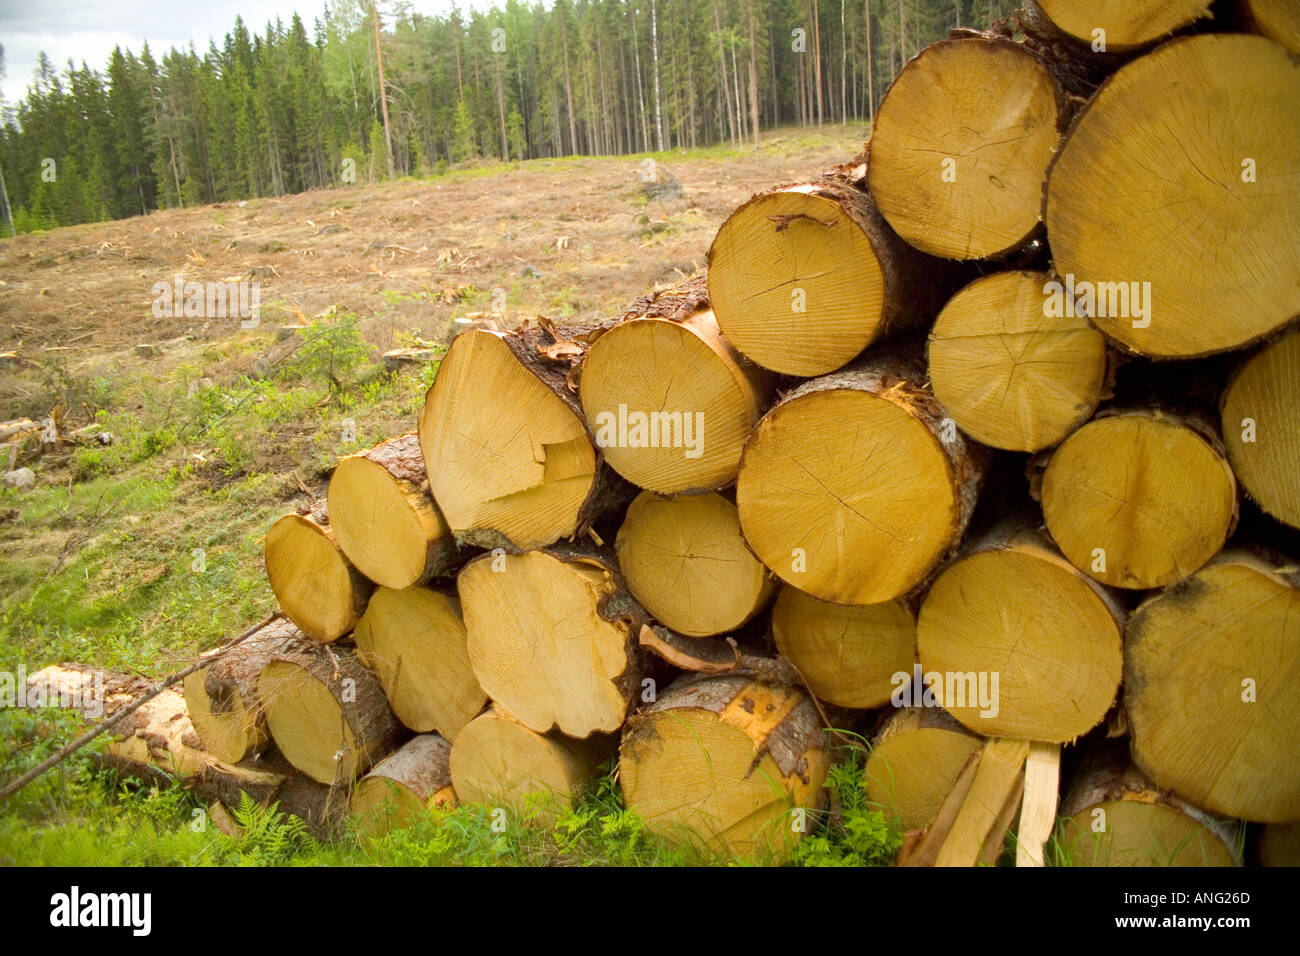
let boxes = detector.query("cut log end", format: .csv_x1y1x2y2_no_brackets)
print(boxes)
448,709,598,817
1058,749,1240,867
1041,411,1237,589
1045,34,1300,357
419,328,598,550
917,527,1122,743
1029,0,1213,51
864,709,981,832
738,359,983,605
264,512,370,643
350,734,455,837
460,549,641,738
328,433,455,590
580,311,765,494
771,583,914,709
620,674,830,862
616,490,773,638
1221,328,1300,530
708,186,884,376
928,271,1107,451
256,647,404,785
353,586,486,739
1125,552,1300,822
868,37,1063,260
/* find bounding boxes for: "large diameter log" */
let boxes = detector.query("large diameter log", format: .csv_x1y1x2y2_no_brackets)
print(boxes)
1024,0,1211,52
864,707,981,832
1221,328,1300,530
706,172,948,376
736,354,985,605
182,617,309,764
459,547,645,738
1044,34,1300,358
264,501,372,642
350,733,455,837
580,274,770,494
620,673,830,861
256,644,405,785
615,490,773,638
916,524,1123,743
1040,409,1237,589
418,325,623,551
866,37,1065,261
449,708,603,815
1125,551,1300,822
1240,0,1300,54
352,585,486,740
327,433,459,589
770,583,914,709
928,271,1107,451
1058,744,1240,867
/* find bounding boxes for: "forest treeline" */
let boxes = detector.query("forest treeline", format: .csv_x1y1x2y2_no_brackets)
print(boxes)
0,0,1014,233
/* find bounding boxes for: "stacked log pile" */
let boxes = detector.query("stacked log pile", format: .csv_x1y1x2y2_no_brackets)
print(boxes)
164,3,1300,865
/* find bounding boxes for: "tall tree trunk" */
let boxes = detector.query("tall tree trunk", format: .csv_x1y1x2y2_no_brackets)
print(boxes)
747,0,761,149
630,3,650,151
898,0,907,65
841,0,848,122
813,0,824,127
711,0,736,148
650,0,665,152
865,0,875,120
494,53,509,160
730,36,745,144
561,17,578,154
372,0,395,179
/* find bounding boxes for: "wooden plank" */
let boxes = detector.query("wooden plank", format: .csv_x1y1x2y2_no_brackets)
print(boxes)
935,737,1030,867
1016,741,1063,867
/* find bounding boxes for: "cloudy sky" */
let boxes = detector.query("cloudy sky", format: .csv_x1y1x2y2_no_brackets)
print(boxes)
0,0,494,105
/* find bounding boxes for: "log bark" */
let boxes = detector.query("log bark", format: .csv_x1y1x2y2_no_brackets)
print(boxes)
182,617,310,764
916,521,1124,742
1043,34,1300,358
264,499,372,643
458,544,647,738
579,273,772,494
615,489,774,637
352,585,487,740
736,351,987,604
418,323,630,551
866,35,1067,260
1038,407,1238,589
927,270,1109,451
256,643,406,785
327,433,460,589
350,733,455,836
1125,550,1300,823
706,169,955,376
620,672,830,862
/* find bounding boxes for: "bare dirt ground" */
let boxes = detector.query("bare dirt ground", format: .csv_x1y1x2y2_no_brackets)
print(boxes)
0,125,866,422
0,124,867,676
